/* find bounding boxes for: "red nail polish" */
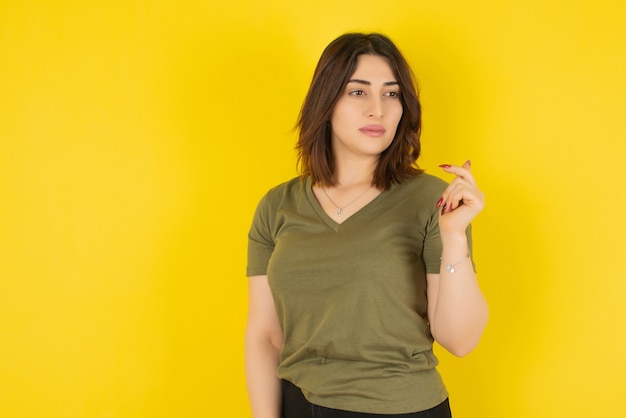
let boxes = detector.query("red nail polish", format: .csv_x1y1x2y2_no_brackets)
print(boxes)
436,198,443,208
438,164,451,168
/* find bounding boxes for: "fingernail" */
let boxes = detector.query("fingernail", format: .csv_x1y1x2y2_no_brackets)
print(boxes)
438,164,451,168
466,160,472,166
442,204,448,213
436,198,443,208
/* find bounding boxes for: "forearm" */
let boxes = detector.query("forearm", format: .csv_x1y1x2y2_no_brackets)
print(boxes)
245,336,282,418
431,232,488,356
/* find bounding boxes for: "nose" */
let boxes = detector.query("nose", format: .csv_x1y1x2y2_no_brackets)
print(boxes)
367,96,384,118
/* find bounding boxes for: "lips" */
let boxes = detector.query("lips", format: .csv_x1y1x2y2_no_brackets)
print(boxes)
359,125,386,137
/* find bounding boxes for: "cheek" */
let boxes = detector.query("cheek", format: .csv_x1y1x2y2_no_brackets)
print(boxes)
391,108,403,131
384,101,402,122
330,103,349,126
395,105,404,122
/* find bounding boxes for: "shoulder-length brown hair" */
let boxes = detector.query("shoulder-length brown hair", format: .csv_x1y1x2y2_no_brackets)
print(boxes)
296,32,423,190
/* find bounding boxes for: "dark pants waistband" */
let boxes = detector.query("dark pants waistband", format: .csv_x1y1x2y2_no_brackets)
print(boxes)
281,379,452,418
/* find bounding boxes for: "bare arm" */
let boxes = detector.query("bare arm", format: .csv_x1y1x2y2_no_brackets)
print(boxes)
427,161,489,357
245,275,283,418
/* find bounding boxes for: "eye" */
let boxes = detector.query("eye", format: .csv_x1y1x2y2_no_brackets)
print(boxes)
385,91,401,98
349,89,365,96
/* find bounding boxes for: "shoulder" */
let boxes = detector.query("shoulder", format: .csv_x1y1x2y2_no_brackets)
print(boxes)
378,173,447,217
395,172,448,198
254,176,307,212
261,176,305,202
250,177,304,232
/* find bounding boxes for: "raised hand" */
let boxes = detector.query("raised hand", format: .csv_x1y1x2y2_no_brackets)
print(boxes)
436,160,485,234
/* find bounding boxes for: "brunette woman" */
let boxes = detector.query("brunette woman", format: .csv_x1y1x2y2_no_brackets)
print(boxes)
245,32,488,418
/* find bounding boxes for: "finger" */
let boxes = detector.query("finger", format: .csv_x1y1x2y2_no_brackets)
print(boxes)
439,159,472,172
439,181,482,213
442,188,466,213
437,180,463,209
438,162,476,185
444,188,484,214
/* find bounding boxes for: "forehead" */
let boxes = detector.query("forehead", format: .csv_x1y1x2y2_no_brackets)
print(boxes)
350,54,396,80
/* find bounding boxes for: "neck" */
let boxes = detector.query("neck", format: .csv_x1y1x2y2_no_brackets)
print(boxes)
333,157,377,187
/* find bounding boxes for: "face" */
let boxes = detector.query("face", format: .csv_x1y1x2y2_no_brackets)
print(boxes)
330,54,403,162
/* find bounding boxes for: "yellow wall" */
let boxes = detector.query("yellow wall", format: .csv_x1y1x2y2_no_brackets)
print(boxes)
1,1,625,417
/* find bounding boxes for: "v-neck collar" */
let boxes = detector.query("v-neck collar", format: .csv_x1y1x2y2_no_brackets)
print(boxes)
304,177,388,231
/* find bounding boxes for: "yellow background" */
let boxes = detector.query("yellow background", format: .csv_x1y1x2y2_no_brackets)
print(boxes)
1,0,625,417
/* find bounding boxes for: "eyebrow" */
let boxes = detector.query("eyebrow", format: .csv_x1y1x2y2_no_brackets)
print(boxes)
347,79,399,86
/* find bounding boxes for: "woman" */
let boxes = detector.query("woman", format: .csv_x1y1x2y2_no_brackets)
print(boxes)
245,32,488,418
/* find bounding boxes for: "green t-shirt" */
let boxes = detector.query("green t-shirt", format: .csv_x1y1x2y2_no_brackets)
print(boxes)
247,174,472,414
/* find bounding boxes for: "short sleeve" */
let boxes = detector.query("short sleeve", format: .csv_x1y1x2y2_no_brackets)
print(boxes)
246,193,276,277
423,208,443,274
422,210,475,274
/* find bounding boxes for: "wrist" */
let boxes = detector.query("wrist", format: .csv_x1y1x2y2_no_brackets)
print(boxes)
440,251,471,273
440,230,467,247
